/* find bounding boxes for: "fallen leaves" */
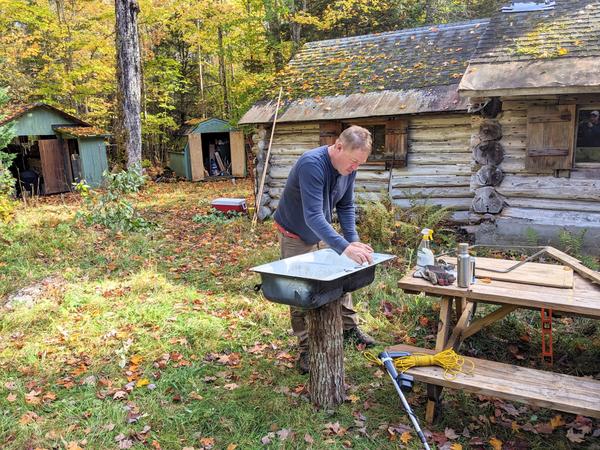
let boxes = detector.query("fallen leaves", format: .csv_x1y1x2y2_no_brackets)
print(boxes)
19,411,41,425
489,437,503,450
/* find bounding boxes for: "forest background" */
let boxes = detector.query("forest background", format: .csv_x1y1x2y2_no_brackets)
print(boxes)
0,0,503,165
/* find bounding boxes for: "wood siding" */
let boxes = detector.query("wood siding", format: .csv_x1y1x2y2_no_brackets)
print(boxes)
491,96,600,250
263,115,473,222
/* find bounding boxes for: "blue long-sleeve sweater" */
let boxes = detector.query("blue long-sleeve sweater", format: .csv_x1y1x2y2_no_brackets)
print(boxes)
273,146,359,254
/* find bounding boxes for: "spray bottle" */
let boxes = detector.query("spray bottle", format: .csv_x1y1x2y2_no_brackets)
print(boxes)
416,228,435,269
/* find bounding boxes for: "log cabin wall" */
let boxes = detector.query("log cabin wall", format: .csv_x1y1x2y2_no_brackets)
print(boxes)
474,95,600,251
252,114,474,222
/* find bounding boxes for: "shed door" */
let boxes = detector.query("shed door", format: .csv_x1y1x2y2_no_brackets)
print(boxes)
189,133,204,181
39,138,70,194
230,131,246,177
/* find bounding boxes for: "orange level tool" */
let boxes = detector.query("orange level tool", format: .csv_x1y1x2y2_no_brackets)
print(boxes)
541,308,553,365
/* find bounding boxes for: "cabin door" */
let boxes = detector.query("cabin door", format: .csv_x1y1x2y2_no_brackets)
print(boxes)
230,130,246,177
39,138,70,194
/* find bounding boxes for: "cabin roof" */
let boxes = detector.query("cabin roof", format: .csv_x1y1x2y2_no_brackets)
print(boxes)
239,19,488,124
460,0,600,96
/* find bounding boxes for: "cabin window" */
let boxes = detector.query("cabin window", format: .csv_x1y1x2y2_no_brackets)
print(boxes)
342,123,386,161
575,108,600,165
340,119,408,167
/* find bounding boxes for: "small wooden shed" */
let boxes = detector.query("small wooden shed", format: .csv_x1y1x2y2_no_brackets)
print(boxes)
168,117,246,181
0,103,109,193
239,19,489,221
459,0,600,251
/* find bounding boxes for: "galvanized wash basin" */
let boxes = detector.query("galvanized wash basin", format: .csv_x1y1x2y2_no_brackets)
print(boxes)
250,249,396,309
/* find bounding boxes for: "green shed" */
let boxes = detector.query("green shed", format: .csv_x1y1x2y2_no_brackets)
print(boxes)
168,117,246,181
0,103,109,194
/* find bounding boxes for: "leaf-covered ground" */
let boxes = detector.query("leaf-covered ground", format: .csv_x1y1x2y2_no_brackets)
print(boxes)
0,180,598,450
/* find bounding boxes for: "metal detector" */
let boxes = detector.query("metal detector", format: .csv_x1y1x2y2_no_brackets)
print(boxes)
379,351,431,450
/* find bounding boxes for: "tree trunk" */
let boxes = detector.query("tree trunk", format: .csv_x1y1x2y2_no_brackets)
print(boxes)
217,25,230,119
115,0,142,173
307,299,345,409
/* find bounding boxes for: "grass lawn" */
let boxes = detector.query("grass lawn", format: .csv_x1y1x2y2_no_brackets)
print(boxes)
0,180,598,450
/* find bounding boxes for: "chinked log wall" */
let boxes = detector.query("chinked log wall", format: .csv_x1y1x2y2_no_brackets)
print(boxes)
252,114,475,222
493,97,600,228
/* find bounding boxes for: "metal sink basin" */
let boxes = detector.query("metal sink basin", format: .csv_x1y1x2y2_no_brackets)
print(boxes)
250,249,396,309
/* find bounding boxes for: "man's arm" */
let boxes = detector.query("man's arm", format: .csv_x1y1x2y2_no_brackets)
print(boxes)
336,176,359,243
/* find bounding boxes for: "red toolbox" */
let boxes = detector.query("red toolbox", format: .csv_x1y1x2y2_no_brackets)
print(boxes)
211,198,247,213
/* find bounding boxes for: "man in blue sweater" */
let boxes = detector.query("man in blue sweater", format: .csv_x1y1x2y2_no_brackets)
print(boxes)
274,125,376,374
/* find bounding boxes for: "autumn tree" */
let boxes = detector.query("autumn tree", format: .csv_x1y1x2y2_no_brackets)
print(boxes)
115,0,142,172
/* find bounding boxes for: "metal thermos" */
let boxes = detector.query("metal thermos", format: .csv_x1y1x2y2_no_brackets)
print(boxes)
457,243,472,288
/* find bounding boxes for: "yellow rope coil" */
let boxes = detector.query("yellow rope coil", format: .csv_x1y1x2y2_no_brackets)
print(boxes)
365,348,475,380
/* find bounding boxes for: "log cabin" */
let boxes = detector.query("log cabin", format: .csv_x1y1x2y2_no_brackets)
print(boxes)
239,19,489,223
459,0,600,251
239,0,600,252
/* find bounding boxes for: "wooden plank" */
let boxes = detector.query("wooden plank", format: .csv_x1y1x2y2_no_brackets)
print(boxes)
385,344,600,419
39,139,70,194
188,133,204,181
499,207,600,226
544,247,600,285
505,197,600,213
497,175,600,201
442,257,574,289
460,305,518,341
229,130,246,177
446,300,477,349
215,152,226,172
397,269,600,319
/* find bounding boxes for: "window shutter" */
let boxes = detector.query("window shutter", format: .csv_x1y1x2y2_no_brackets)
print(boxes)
385,119,408,167
319,122,342,146
526,104,575,172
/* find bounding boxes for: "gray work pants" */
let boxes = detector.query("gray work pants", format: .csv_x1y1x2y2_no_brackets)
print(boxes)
278,232,359,351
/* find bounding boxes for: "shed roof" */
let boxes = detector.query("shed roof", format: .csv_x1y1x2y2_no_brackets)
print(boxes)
459,0,600,96
53,125,109,138
0,102,91,127
239,19,488,124
177,117,236,135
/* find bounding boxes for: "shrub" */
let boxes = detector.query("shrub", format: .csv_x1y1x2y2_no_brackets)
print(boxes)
357,192,452,257
0,195,16,223
558,229,599,270
356,194,395,252
76,170,154,232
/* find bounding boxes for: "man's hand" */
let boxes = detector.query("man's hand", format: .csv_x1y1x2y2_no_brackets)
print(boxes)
343,242,374,265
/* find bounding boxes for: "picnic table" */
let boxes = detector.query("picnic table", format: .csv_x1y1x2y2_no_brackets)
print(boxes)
387,257,600,423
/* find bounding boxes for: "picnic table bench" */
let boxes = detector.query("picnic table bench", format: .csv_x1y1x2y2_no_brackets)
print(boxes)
388,258,600,422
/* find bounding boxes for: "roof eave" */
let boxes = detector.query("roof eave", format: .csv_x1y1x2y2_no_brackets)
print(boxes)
458,57,600,97
238,85,467,125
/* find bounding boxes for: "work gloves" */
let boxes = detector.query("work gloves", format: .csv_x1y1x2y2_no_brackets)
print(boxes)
424,265,456,286
413,264,456,286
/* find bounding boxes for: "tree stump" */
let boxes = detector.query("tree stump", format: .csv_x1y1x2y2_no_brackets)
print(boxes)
306,299,345,408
